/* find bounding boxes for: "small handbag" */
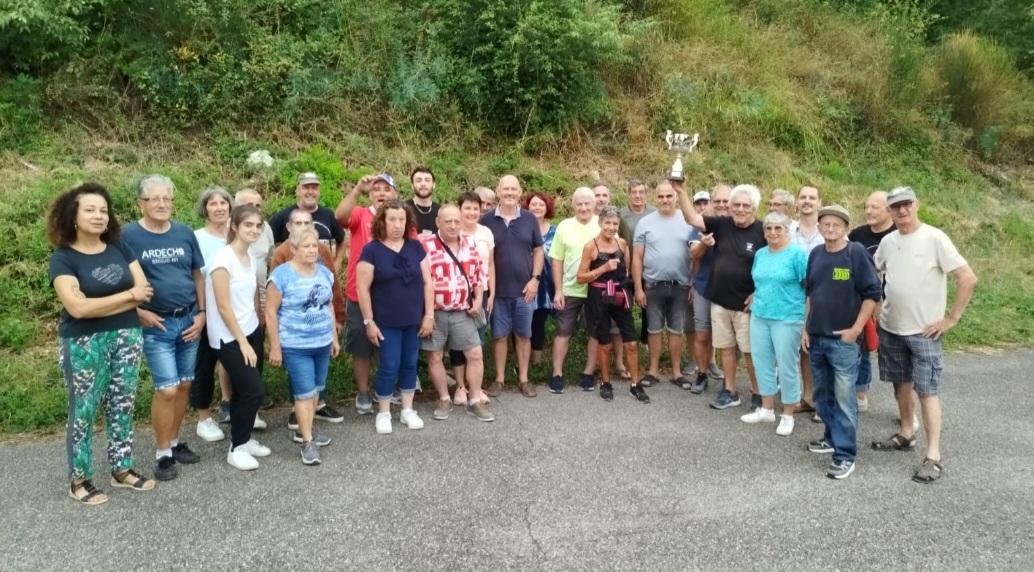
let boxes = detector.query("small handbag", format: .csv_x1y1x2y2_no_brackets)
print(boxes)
862,316,879,352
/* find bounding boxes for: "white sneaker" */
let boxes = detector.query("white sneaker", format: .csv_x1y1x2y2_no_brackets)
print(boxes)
226,445,259,470
196,418,225,442
857,394,868,412
400,408,424,430
253,414,268,430
239,438,271,457
776,414,795,436
375,412,392,434
740,408,776,424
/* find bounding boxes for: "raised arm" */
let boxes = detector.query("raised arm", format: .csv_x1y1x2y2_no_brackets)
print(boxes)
672,180,706,230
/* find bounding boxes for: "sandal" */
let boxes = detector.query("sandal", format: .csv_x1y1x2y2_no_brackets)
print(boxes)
871,433,917,451
617,368,632,381
640,374,660,387
110,469,156,491
796,401,816,414
671,376,692,390
912,458,944,483
69,479,109,506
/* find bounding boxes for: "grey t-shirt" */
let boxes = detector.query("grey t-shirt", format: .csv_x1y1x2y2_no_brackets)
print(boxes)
633,211,692,284
619,205,656,244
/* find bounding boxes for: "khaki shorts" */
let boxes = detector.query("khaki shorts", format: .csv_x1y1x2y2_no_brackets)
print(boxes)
711,304,751,352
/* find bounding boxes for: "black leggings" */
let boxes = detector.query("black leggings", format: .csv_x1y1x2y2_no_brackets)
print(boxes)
215,328,265,448
530,308,551,351
189,328,220,410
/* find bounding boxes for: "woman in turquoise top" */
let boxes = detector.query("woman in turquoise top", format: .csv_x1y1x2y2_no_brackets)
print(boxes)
741,211,808,437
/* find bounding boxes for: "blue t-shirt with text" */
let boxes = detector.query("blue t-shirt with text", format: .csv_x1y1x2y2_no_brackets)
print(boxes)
123,221,204,314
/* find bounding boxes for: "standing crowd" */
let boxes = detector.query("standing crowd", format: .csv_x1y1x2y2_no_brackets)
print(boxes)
46,167,977,505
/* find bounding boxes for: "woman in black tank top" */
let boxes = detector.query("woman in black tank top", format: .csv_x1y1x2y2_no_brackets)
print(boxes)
577,207,649,403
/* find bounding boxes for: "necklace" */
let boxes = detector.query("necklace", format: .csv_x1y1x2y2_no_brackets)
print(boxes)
412,202,433,215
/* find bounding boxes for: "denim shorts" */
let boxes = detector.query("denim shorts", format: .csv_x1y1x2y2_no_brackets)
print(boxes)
491,297,533,339
644,282,689,334
142,312,200,390
877,327,944,397
691,290,712,332
282,344,332,400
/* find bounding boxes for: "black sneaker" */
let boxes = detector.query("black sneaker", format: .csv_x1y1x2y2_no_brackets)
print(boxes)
600,382,614,401
216,401,231,424
315,404,344,423
749,393,763,413
154,456,177,481
549,375,565,394
580,374,595,392
287,412,299,430
630,384,650,404
808,439,835,454
690,372,708,394
171,442,200,464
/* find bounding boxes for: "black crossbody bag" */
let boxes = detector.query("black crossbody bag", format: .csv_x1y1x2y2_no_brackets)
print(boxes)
435,236,487,328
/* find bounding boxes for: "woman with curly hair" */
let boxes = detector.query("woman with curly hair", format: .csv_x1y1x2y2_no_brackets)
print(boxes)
48,183,157,505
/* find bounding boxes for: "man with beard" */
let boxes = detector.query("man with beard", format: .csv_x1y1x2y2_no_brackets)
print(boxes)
407,166,440,236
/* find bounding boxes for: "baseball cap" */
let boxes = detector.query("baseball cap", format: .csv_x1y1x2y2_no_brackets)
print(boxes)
886,186,917,206
371,173,397,190
298,172,320,186
693,190,711,203
817,204,851,225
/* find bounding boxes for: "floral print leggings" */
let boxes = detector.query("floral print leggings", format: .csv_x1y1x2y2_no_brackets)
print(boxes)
58,328,142,481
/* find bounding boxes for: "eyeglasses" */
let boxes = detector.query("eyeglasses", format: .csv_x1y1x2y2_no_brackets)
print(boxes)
290,220,314,226
140,196,172,204
730,203,753,210
769,201,785,207
889,201,915,211
819,222,846,230
763,225,786,232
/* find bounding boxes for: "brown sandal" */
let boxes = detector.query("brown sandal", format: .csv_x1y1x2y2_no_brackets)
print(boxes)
69,479,109,506
519,382,538,398
110,469,156,491
871,433,917,451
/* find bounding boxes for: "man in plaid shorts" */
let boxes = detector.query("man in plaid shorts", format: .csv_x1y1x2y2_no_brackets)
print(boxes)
871,186,977,484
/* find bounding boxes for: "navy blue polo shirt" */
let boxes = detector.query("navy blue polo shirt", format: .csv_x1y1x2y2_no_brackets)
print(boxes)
479,207,543,299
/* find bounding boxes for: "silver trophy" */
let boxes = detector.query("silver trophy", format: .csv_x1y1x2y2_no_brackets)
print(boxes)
664,130,699,182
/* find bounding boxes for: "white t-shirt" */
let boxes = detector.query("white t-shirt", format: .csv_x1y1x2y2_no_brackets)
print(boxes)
205,245,259,348
790,220,824,252
874,224,967,336
468,224,495,270
194,228,227,274
249,221,275,311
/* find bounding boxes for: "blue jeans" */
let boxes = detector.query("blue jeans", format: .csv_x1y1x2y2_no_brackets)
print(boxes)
375,325,419,400
855,347,872,392
282,345,332,400
142,312,200,390
750,315,803,404
809,335,860,462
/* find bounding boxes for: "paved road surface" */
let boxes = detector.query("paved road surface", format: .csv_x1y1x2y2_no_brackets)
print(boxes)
1,350,1032,571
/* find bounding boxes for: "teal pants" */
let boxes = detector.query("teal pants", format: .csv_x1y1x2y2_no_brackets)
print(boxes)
59,328,142,481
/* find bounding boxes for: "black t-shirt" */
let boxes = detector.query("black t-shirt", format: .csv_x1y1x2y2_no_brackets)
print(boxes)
269,205,345,253
703,216,767,311
406,199,440,236
848,224,896,261
49,240,141,337
805,242,883,336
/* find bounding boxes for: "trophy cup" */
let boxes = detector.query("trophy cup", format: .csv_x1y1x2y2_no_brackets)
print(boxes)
664,130,699,182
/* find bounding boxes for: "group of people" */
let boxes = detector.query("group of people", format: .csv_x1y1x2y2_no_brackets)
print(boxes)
46,166,976,505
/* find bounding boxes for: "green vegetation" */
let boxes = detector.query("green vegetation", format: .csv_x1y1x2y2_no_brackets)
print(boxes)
1,0,1033,434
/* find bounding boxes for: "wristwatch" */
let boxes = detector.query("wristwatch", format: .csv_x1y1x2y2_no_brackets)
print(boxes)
531,274,541,280
363,318,374,326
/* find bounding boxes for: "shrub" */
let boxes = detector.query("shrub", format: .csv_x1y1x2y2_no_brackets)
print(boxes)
931,31,1034,159
0,75,44,151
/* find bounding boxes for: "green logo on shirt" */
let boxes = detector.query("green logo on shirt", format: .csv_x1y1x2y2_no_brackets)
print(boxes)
832,267,851,281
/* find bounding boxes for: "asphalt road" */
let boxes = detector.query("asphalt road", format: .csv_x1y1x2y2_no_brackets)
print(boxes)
2,349,1032,571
